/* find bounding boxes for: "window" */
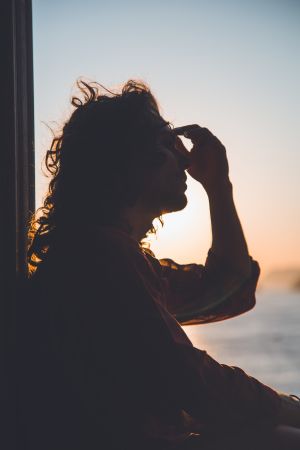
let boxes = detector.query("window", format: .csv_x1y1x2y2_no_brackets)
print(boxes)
2,1,34,447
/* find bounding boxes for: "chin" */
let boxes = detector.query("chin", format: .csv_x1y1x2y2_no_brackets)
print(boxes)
161,192,188,214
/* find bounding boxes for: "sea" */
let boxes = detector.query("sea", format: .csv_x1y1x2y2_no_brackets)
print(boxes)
183,289,300,395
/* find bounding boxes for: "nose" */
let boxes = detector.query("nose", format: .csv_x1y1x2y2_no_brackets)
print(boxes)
174,136,190,170
178,153,190,171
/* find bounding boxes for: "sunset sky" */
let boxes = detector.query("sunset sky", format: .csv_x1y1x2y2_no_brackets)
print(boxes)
32,0,300,278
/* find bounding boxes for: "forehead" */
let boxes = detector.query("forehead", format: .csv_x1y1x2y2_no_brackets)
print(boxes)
148,109,175,140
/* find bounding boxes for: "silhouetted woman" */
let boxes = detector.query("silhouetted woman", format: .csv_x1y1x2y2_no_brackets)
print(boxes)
19,80,300,449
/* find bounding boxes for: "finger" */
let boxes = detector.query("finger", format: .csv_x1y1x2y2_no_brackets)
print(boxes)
184,127,211,138
173,125,201,136
174,125,214,147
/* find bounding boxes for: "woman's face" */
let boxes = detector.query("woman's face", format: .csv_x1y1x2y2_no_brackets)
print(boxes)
140,125,190,216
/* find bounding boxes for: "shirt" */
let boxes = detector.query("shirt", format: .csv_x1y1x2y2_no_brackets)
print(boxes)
19,225,282,450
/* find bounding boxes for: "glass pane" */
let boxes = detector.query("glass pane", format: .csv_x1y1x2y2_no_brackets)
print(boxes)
32,0,300,393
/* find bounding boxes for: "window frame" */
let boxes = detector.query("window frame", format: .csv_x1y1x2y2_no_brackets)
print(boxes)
2,1,35,447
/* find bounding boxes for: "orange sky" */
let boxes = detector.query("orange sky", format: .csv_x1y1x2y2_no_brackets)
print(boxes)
33,0,300,279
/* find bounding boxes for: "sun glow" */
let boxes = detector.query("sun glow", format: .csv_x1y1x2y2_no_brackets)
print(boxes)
33,0,300,276
147,178,212,265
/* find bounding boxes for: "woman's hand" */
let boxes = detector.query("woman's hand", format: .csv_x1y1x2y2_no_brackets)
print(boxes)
277,392,300,429
174,124,230,193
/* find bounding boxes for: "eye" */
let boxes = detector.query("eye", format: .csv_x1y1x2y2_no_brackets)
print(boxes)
162,136,176,149
158,131,178,154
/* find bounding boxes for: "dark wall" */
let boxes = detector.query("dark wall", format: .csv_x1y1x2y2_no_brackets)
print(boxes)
1,1,35,449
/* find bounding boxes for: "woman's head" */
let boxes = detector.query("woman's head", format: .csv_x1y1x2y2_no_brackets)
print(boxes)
49,80,169,211
28,79,183,273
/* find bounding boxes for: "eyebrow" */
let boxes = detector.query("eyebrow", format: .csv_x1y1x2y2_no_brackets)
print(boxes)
159,128,176,139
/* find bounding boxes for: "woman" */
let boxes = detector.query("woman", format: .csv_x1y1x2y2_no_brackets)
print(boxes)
19,79,300,449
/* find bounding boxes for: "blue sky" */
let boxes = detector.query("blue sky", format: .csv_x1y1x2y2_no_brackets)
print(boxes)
32,0,300,275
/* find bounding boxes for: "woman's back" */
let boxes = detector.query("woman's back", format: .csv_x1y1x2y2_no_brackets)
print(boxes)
18,232,148,450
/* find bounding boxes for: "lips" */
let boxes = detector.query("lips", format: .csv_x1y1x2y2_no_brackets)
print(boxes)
178,175,187,190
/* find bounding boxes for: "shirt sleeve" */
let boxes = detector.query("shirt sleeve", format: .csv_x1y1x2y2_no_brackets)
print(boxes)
83,235,280,430
148,249,260,325
175,343,281,430
25,229,280,449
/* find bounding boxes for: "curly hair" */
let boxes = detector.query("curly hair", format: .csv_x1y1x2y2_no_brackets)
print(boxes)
28,79,171,275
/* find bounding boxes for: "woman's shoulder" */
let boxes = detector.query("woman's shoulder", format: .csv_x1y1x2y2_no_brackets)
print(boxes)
31,224,148,286
57,224,141,258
